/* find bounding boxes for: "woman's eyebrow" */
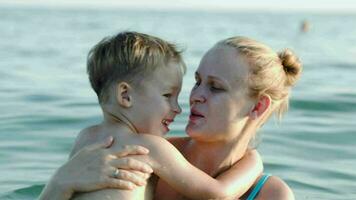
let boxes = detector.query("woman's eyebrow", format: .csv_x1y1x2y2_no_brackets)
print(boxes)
207,75,229,86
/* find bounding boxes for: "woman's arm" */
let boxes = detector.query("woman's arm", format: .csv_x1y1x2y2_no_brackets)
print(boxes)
38,137,153,200
139,135,262,200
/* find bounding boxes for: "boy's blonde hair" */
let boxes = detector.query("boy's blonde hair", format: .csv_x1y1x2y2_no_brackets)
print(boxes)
87,31,186,103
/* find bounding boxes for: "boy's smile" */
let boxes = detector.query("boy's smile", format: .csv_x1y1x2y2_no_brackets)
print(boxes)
162,118,174,132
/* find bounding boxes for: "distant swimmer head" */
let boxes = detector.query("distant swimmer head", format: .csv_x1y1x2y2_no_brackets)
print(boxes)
301,20,311,33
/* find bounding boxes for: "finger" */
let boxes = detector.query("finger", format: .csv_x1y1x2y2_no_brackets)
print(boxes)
110,168,147,186
106,178,137,190
128,170,151,180
114,145,149,157
86,136,114,151
110,158,153,173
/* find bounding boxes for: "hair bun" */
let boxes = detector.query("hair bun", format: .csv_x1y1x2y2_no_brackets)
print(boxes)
278,49,302,86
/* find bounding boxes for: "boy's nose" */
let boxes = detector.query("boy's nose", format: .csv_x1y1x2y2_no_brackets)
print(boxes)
172,103,182,114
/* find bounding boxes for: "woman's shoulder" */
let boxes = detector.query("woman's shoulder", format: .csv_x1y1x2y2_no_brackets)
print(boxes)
256,175,295,200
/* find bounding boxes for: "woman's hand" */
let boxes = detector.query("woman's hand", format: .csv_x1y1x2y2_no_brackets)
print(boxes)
39,136,153,200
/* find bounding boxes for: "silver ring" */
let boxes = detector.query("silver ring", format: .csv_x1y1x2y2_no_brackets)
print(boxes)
113,169,119,178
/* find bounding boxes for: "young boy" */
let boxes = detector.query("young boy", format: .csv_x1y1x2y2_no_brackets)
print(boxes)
70,31,262,200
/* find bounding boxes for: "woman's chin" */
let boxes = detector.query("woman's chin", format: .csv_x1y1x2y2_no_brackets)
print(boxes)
186,125,207,140
186,122,200,134
186,126,198,138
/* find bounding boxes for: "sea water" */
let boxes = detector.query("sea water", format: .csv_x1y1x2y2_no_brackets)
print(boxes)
0,5,356,199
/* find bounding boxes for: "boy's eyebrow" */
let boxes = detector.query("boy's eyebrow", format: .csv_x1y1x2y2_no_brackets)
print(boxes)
169,86,180,91
164,83,180,91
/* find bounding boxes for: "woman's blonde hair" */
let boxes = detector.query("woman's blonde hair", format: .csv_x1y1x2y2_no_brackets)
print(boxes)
218,36,302,120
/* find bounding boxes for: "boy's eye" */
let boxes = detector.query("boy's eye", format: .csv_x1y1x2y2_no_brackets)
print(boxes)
163,93,172,98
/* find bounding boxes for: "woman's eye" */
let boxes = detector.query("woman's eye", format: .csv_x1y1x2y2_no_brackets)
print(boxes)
210,85,223,92
194,80,200,88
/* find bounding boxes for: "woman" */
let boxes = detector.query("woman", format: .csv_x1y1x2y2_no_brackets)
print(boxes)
39,36,301,200
154,37,301,199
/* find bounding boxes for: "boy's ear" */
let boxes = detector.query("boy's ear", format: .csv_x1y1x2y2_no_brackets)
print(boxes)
249,95,271,120
116,82,133,108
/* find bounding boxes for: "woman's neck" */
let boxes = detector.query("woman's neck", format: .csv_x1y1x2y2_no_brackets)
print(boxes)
185,124,255,177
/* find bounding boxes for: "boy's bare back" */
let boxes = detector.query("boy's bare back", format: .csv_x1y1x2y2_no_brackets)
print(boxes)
70,124,160,200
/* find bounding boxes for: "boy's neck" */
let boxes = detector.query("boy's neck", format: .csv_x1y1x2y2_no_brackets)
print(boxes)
102,110,138,135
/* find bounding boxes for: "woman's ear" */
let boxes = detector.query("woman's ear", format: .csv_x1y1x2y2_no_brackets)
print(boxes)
116,82,133,108
249,95,271,120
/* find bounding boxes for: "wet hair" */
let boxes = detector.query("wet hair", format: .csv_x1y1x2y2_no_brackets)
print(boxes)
218,36,302,119
87,31,186,103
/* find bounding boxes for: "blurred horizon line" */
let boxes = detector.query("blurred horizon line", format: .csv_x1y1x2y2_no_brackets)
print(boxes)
1,0,356,13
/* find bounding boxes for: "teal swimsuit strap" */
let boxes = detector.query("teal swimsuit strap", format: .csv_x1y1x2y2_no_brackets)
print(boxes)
246,174,271,200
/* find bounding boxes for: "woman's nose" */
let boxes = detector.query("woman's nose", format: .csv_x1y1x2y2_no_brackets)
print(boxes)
190,86,207,104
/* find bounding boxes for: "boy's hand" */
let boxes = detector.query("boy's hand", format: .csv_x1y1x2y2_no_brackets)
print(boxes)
50,137,153,198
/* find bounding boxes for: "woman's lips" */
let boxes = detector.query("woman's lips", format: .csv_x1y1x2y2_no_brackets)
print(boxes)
190,108,204,117
189,109,204,123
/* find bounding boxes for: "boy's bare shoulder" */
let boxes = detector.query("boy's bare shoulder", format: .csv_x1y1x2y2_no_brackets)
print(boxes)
167,136,191,151
134,134,168,146
130,134,177,154
69,125,102,157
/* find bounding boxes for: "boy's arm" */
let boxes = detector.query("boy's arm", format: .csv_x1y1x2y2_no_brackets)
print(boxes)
141,135,262,200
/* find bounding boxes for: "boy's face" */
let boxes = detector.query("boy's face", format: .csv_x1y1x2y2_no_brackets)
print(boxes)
130,62,183,136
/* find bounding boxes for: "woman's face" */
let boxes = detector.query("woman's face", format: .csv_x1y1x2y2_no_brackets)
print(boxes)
186,45,255,142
